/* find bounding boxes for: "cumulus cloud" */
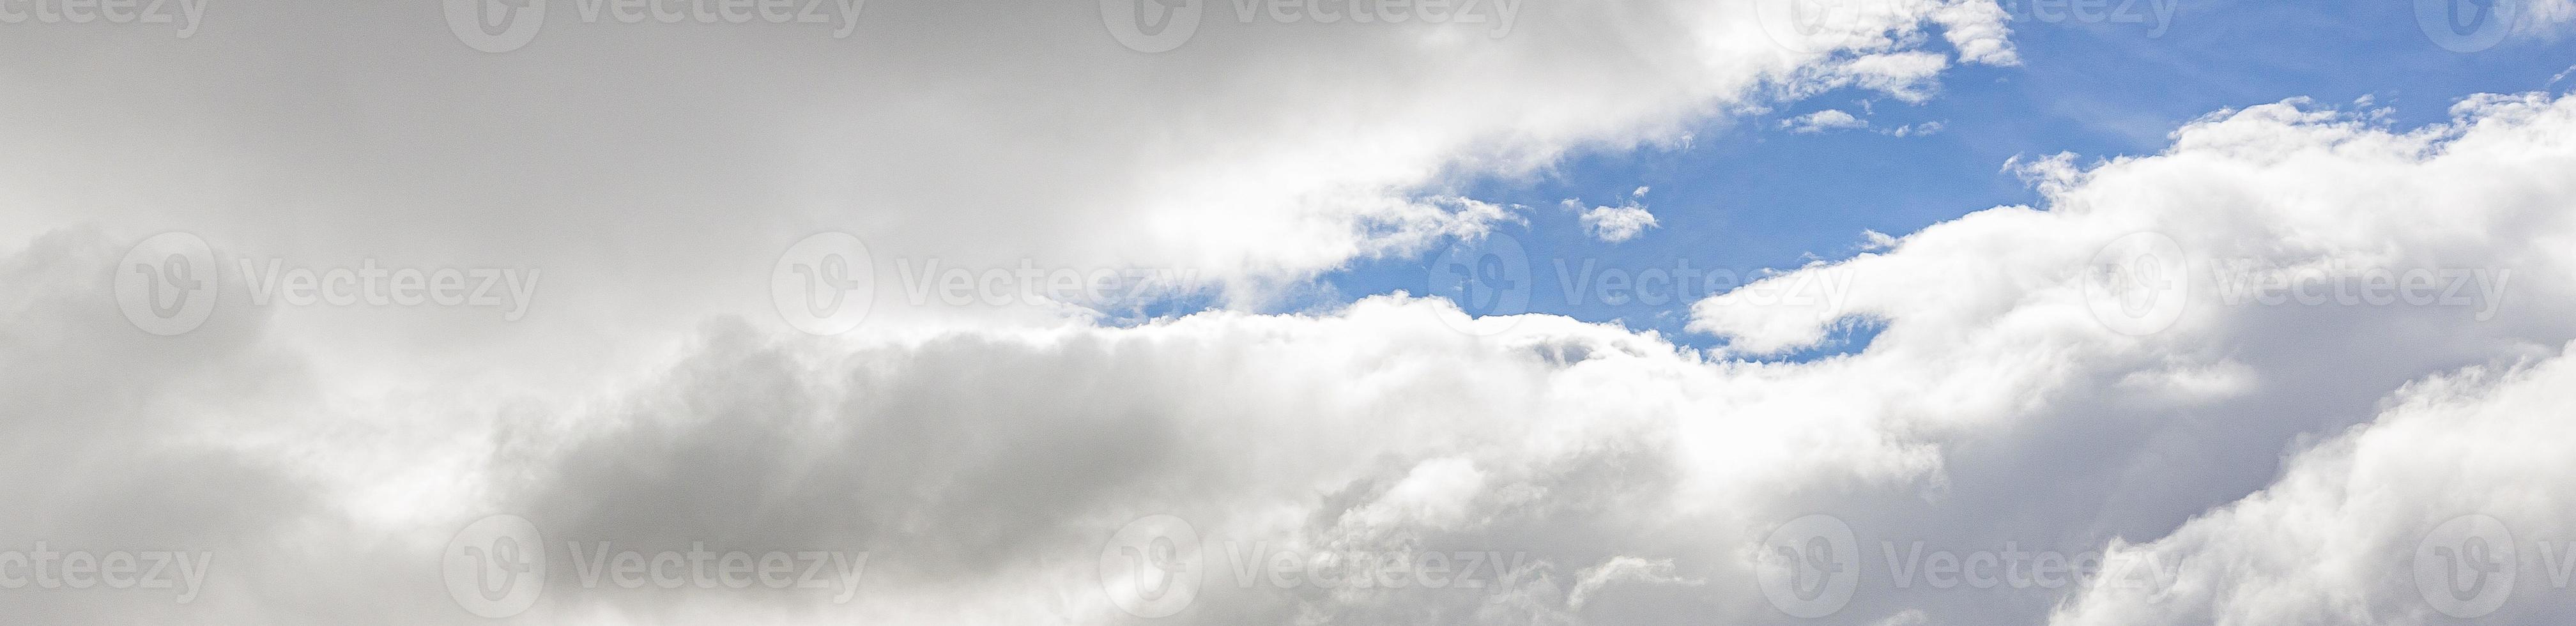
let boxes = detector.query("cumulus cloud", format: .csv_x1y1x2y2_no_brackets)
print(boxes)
1785,109,1871,133
2051,345,2576,625
8,90,2565,623
15,0,2576,623
0,0,2016,345
1568,196,1662,243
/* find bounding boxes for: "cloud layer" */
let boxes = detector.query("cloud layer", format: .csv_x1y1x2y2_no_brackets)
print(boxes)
12,1,2576,624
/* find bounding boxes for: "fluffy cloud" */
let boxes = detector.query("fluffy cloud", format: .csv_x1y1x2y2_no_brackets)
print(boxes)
1568,193,1661,243
0,0,2016,345
1785,109,1871,133
2051,345,2576,625
9,89,2570,623
13,0,2576,623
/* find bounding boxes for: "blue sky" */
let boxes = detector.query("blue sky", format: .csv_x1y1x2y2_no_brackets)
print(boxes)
1314,0,2575,349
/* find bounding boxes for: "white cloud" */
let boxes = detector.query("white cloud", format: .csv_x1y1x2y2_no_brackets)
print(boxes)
1571,199,1662,243
0,0,2013,347
1932,0,2021,65
1786,109,1871,133
2052,345,2576,625
15,1,2576,623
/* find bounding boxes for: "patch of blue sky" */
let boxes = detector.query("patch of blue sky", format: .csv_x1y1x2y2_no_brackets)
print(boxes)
1301,0,2575,356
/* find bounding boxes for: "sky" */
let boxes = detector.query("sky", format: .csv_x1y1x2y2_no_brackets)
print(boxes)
1321,0,2576,349
5,0,2576,624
